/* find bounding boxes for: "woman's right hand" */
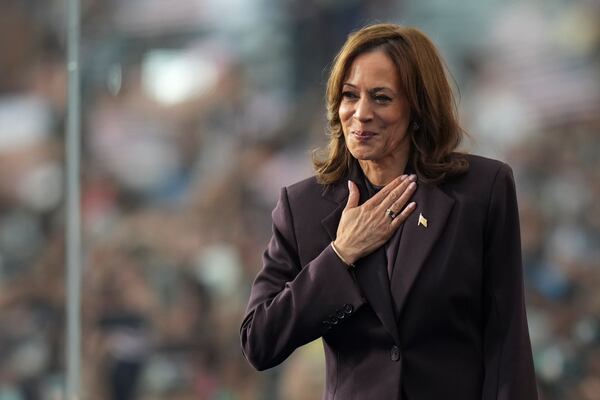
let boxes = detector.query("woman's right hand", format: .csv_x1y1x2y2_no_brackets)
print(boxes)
333,175,417,265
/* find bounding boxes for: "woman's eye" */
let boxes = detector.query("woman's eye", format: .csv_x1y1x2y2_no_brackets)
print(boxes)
374,95,392,103
341,91,358,100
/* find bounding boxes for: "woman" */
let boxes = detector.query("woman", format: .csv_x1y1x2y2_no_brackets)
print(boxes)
240,24,538,399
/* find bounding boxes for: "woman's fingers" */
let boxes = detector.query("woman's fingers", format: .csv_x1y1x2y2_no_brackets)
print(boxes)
345,180,360,210
390,201,417,228
387,180,417,213
366,175,406,207
379,174,417,212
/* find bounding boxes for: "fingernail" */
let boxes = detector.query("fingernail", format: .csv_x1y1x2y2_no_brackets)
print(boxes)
409,182,416,189
409,202,416,208
409,174,417,181
347,180,352,189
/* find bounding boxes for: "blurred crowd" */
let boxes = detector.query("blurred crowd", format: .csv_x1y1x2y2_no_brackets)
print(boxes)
0,0,598,399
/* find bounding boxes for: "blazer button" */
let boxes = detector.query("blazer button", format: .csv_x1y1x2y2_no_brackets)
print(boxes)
329,316,339,325
343,304,353,314
336,310,346,319
390,345,400,362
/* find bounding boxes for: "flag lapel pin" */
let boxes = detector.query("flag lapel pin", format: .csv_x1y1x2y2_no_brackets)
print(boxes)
418,213,428,228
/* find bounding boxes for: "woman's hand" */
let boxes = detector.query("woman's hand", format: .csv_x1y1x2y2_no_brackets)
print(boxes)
333,175,417,265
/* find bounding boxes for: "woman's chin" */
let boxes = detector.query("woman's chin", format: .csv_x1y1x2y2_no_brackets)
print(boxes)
349,149,380,162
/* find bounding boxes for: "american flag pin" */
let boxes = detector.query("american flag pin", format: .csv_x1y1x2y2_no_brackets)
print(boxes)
418,213,428,228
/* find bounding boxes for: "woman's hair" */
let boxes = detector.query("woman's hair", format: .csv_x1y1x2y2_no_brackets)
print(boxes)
313,23,469,184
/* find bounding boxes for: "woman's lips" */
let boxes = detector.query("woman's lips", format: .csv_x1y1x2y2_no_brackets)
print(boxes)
352,130,377,142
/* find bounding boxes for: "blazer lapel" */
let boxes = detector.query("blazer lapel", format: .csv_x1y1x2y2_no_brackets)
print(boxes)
320,180,347,240
390,181,455,320
321,171,401,345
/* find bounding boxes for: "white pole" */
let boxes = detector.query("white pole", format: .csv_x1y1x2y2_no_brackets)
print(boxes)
65,0,82,398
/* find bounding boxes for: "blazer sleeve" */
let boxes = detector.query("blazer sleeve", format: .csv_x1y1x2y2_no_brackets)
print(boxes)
482,163,539,399
240,187,366,371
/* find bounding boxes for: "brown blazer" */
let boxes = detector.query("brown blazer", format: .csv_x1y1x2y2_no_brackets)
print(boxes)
240,154,538,399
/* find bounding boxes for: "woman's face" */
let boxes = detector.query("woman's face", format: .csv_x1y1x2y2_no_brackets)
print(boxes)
339,50,411,164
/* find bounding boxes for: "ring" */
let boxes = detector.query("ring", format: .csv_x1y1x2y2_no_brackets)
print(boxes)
386,208,397,220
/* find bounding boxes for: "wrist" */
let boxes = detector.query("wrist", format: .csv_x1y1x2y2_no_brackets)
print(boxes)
331,241,356,268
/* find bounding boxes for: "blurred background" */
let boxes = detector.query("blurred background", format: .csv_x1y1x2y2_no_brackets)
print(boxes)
0,0,598,399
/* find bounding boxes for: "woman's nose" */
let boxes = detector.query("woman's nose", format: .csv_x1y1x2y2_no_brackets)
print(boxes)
354,97,373,122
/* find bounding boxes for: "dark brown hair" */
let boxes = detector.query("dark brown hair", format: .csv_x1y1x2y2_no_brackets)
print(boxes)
313,23,468,184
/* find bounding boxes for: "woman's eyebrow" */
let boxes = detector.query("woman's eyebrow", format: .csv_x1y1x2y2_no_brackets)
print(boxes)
342,83,395,94
369,87,395,94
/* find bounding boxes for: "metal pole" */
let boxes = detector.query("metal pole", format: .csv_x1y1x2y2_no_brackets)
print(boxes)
65,0,82,398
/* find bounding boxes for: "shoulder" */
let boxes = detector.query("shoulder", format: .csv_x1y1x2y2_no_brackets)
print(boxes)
277,175,341,223
285,176,323,200
463,153,511,176
274,175,326,213
451,153,514,186
441,153,516,204
284,174,345,205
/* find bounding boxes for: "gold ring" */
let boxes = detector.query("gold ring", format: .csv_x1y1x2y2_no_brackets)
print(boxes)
386,208,397,220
